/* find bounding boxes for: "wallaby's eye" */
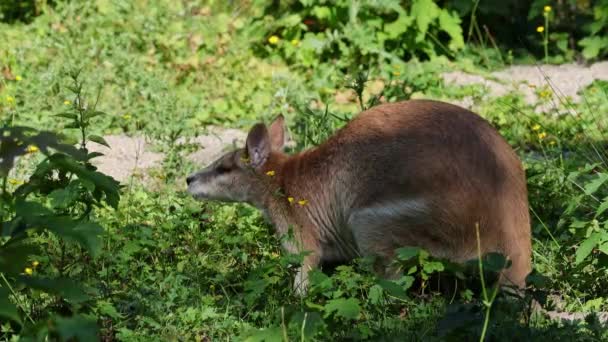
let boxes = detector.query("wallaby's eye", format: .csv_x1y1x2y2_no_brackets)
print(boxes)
216,165,231,174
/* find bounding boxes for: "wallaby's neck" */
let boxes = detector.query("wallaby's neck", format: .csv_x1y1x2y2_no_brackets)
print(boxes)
263,148,342,242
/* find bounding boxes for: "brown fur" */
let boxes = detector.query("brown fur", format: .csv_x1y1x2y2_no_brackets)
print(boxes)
187,100,532,294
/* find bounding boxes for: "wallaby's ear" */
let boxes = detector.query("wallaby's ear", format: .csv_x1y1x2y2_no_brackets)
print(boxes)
246,123,270,168
268,114,286,151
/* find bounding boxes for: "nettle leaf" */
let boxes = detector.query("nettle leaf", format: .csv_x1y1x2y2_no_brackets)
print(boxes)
19,276,92,303
288,311,324,339
49,154,120,207
383,12,413,39
49,182,81,209
482,253,510,273
323,297,361,320
598,242,608,256
83,110,106,121
596,197,608,218
396,246,421,261
242,327,283,342
376,278,407,300
579,36,608,60
70,221,104,257
19,208,104,257
575,232,602,264
88,135,110,148
423,260,446,274
0,287,22,325
0,237,39,275
584,173,608,196
54,315,99,341
55,112,78,120
411,0,440,41
368,284,384,305
438,10,464,50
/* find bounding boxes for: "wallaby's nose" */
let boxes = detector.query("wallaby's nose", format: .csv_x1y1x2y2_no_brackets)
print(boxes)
186,175,194,185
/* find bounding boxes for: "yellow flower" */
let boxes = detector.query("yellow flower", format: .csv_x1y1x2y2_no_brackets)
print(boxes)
544,5,552,13
6,95,15,104
298,199,308,206
268,35,280,45
549,140,556,146
538,132,547,140
26,145,39,153
265,170,275,177
291,39,300,46
392,71,401,76
8,178,23,185
15,75,22,81
64,100,71,105
532,124,541,131
122,113,132,120
536,26,544,33
24,267,33,275
32,261,40,267
287,197,294,204
539,89,552,99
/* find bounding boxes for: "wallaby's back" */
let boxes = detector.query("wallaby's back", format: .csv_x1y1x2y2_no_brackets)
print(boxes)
282,100,531,286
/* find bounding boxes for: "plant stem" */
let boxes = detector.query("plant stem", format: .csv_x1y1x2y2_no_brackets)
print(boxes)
467,0,481,44
544,14,549,63
476,223,500,342
0,273,35,324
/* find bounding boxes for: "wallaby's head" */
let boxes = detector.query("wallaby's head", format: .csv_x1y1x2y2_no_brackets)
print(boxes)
186,115,287,205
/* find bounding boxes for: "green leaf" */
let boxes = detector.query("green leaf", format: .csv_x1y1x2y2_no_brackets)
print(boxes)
19,277,91,303
579,36,608,60
596,197,608,218
55,112,78,120
288,311,324,340
83,110,106,120
48,154,120,207
70,221,104,257
598,242,608,256
49,182,81,209
383,12,413,39
584,173,608,196
575,232,602,264
438,10,464,50
88,135,110,148
16,204,104,257
54,315,99,341
395,246,421,261
242,327,283,342
376,278,407,300
0,237,39,275
423,260,446,274
87,152,104,160
411,0,440,41
368,284,383,305
482,253,509,272
323,298,361,320
96,300,122,319
0,288,22,325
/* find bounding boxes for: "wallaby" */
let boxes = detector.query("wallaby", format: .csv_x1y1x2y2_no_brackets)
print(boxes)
187,100,532,295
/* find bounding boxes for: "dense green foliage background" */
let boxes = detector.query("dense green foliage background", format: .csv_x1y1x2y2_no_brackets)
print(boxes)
1,0,608,341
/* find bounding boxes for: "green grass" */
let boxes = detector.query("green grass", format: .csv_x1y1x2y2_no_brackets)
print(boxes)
2,1,608,341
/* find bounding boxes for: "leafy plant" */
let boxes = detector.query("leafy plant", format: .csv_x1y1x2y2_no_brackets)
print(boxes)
256,0,465,68
0,71,119,339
